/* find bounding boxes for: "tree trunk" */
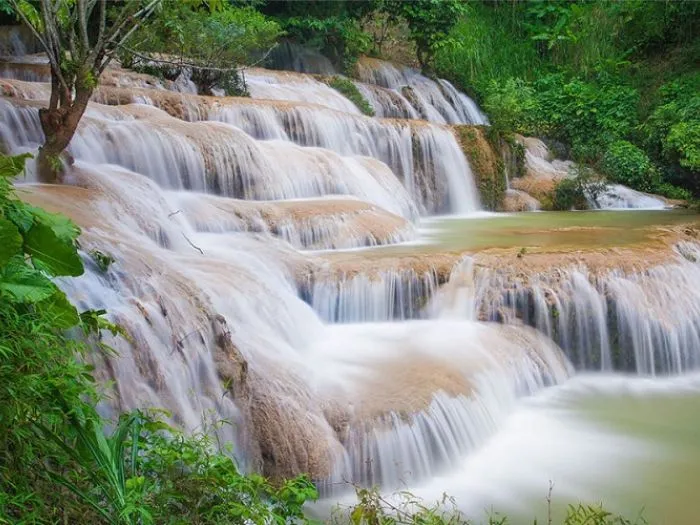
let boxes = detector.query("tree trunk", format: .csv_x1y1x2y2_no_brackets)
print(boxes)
37,87,92,184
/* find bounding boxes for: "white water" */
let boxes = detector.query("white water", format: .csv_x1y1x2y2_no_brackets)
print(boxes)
355,57,488,125
2,44,700,523
591,184,667,210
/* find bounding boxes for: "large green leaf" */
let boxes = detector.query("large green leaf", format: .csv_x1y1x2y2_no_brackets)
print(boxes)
37,288,81,329
0,152,32,179
0,256,57,303
24,221,84,277
0,217,22,267
27,205,81,241
5,200,35,233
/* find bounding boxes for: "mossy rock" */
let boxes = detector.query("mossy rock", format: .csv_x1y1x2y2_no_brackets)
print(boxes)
452,125,507,210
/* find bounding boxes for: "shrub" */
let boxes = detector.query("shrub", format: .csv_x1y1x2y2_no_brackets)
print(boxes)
665,120,700,171
281,15,372,74
655,182,691,201
600,140,659,192
552,165,606,210
482,78,539,134
129,2,282,95
323,75,375,116
334,485,646,524
553,177,588,210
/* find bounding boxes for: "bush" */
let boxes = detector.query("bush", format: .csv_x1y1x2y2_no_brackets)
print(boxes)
129,2,282,95
600,140,659,192
553,177,588,211
665,120,700,171
281,15,372,74
551,165,607,210
323,75,375,116
482,78,539,134
334,486,646,524
655,182,692,201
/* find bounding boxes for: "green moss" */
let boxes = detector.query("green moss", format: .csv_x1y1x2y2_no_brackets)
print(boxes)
321,75,375,116
453,125,507,210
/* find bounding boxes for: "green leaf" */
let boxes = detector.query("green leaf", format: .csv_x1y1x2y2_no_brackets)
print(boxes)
24,221,84,277
0,217,22,267
0,256,57,302
0,152,32,179
37,288,80,329
4,200,35,233
27,205,81,242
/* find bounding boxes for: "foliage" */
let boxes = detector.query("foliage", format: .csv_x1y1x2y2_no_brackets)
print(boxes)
482,78,539,135
600,141,659,193
333,486,645,525
128,1,282,95
0,152,98,521
377,0,466,70
433,0,700,198
280,14,372,74
129,420,317,524
90,249,115,273
552,165,607,211
36,409,319,525
323,75,375,116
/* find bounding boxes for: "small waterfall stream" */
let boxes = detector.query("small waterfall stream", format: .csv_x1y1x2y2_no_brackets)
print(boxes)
2,45,700,523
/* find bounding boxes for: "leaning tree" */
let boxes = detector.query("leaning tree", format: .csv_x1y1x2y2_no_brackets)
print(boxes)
7,0,162,182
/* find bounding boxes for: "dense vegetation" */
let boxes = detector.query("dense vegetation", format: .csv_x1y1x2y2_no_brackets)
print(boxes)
432,1,699,199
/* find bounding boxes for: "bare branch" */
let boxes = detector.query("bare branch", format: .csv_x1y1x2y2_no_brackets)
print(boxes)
7,0,50,55
239,43,278,71
116,46,241,73
102,0,161,50
96,0,162,73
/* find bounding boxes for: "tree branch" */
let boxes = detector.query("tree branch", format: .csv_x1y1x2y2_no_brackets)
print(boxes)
7,0,50,57
77,0,90,59
97,0,162,73
118,46,243,73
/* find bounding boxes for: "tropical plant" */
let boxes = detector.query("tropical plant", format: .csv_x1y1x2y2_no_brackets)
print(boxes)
0,152,100,522
0,152,320,524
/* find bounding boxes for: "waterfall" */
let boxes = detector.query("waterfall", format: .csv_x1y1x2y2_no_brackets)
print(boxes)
1,77,481,215
244,68,362,114
432,245,700,376
355,56,488,125
590,184,667,210
3,49,700,513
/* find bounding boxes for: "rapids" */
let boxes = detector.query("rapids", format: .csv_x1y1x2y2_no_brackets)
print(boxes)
2,41,700,524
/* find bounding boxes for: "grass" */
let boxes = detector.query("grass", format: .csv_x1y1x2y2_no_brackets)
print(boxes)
321,75,375,116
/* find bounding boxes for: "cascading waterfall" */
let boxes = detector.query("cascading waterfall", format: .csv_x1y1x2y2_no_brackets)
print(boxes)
432,246,700,376
590,183,667,210
244,68,362,114
3,43,700,522
1,76,480,215
355,56,488,125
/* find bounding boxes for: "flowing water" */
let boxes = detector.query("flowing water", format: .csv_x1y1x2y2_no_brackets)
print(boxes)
1,42,700,524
